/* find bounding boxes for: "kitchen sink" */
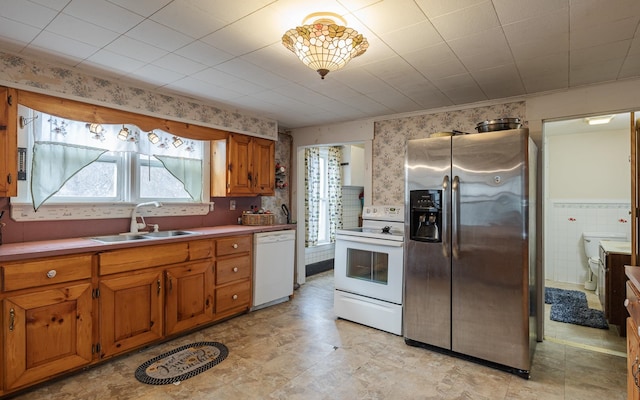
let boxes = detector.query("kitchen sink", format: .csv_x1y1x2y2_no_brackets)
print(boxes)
141,230,199,238
89,234,151,243
89,230,199,243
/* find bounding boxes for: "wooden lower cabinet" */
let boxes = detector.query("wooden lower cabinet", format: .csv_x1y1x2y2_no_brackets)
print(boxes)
3,283,93,391
628,318,640,399
99,270,164,359
165,260,215,335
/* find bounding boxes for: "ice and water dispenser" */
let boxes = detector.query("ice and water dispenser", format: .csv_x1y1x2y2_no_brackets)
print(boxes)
409,190,442,242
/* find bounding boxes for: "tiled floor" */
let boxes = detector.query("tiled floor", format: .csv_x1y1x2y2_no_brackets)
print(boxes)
12,272,626,399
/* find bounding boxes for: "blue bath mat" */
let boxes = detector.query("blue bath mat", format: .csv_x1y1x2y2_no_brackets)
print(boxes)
544,287,608,329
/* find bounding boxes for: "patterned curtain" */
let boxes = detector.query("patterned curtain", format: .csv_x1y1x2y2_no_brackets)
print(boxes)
305,147,320,247
327,146,343,243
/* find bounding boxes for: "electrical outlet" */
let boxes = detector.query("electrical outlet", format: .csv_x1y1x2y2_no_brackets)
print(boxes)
230,200,236,210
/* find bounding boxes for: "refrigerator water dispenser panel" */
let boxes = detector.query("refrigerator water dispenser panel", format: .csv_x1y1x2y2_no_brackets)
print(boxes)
409,190,442,242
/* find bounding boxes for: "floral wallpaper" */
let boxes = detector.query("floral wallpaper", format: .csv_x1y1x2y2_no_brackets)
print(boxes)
0,51,277,139
372,102,526,205
261,132,292,223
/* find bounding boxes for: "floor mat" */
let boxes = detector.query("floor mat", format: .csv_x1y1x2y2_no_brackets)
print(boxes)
135,341,228,385
545,287,608,329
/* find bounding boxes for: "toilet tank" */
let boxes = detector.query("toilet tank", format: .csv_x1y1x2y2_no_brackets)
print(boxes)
582,232,627,259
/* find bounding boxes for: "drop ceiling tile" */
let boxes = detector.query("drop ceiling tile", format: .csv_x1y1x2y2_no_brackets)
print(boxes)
430,2,500,41
415,0,486,19
522,72,568,93
382,21,442,55
447,27,511,59
154,53,207,75
105,36,166,63
619,53,640,79
571,40,632,65
570,0,640,30
569,57,624,86
126,19,193,52
570,16,638,50
0,16,41,46
214,58,291,89
174,40,234,67
150,1,227,39
441,84,487,104
493,0,568,25
127,63,185,87
165,77,244,101
432,73,478,91
30,0,71,11
30,30,99,60
105,0,173,17
181,0,276,24
472,64,526,98
191,67,239,86
403,42,461,68
502,10,568,46
366,89,421,112
418,60,468,81
0,0,59,29
351,0,429,35
62,0,144,34
46,13,120,48
82,49,146,74
517,52,568,77
630,37,640,55
510,33,569,61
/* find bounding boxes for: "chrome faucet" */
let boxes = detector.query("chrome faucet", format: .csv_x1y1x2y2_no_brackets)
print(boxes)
130,201,162,234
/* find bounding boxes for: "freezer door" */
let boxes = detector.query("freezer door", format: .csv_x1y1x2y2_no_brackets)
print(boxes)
404,136,452,349
450,129,531,371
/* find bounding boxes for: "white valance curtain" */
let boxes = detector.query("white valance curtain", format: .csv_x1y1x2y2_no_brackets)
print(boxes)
30,111,203,210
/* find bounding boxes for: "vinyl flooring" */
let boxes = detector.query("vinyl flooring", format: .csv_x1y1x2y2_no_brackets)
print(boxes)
10,272,626,399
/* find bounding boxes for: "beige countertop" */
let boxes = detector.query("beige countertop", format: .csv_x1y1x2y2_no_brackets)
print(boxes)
0,224,296,262
600,240,631,255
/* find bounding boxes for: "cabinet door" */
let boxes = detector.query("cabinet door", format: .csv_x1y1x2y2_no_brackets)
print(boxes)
252,137,275,195
0,87,17,197
99,270,163,359
165,260,215,335
227,133,253,195
4,283,92,390
628,318,640,399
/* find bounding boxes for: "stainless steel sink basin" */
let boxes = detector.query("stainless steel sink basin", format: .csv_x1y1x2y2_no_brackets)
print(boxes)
89,234,150,243
142,230,199,238
89,230,199,243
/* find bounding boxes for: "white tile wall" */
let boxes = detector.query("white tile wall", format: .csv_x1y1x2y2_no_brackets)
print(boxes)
305,243,335,265
545,200,630,284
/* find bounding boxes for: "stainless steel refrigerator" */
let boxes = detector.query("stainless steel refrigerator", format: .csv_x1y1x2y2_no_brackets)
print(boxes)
404,128,538,378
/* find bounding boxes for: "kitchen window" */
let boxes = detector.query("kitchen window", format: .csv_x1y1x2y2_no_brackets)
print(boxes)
15,107,206,213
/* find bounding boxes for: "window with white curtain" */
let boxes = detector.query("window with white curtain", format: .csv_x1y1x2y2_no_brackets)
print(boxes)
19,108,205,211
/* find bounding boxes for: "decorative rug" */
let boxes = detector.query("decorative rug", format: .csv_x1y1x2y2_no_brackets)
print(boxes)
135,342,228,385
544,287,609,329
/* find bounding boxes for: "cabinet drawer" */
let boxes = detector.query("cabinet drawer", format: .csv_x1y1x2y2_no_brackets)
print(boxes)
2,254,92,291
99,242,189,275
189,239,214,260
215,280,250,314
216,235,251,256
216,255,251,285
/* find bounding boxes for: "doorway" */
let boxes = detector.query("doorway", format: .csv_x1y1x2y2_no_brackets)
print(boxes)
543,112,632,353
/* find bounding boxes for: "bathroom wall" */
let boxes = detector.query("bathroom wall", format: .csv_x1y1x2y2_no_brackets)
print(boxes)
545,126,631,284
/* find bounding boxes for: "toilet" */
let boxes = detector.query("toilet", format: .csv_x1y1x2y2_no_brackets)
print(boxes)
582,232,627,291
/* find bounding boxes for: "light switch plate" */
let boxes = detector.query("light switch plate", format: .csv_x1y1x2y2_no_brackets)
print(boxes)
230,200,236,210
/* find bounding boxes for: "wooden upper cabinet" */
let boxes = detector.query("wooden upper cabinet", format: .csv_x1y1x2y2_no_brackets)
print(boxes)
211,132,275,197
0,86,17,197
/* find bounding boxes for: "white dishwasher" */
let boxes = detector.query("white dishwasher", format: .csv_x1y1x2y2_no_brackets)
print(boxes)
252,229,295,310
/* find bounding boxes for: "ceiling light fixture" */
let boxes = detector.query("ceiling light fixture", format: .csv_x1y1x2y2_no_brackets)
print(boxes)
282,12,369,79
172,136,184,148
584,115,615,125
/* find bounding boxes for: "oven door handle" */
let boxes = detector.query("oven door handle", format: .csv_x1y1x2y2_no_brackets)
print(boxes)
335,235,404,247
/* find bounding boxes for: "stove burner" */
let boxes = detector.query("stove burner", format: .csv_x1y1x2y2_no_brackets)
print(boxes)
381,226,391,234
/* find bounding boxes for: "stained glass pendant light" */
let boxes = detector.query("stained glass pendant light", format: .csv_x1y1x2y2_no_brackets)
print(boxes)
282,12,369,79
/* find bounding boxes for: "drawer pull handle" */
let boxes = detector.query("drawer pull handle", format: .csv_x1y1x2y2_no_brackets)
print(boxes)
9,308,15,331
46,269,57,279
232,243,238,249
232,294,238,300
233,267,238,272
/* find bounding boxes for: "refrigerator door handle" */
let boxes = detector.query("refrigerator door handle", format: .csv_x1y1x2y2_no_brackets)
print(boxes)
442,175,450,257
452,175,460,259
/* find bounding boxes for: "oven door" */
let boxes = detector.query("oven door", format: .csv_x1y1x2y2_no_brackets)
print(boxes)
334,234,403,304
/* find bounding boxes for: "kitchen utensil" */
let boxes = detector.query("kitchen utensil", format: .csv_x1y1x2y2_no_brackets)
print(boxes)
475,118,522,132
281,204,290,224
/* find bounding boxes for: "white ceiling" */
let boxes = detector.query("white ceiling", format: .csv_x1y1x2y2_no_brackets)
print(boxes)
0,0,639,130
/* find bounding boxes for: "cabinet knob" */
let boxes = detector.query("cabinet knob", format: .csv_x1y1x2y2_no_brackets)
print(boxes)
625,299,631,307
232,294,238,300
233,267,238,272
232,243,238,249
46,270,57,279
